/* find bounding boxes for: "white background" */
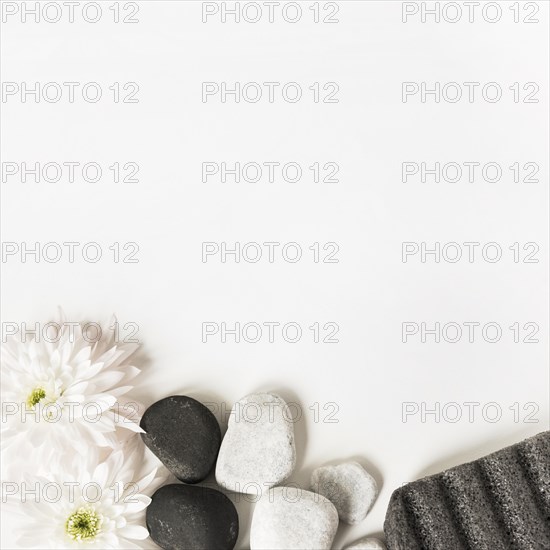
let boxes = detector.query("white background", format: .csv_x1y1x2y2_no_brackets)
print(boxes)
1,1,549,548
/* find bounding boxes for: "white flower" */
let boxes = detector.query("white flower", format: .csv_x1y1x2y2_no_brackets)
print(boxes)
9,437,167,549
1,314,144,477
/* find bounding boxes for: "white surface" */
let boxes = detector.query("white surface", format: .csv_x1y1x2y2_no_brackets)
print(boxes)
1,1,549,548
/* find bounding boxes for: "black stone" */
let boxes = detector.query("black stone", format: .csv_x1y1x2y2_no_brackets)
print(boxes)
140,395,221,483
384,431,550,550
146,484,239,550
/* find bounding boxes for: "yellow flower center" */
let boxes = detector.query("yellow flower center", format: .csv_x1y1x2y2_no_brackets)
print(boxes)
65,507,102,541
26,388,46,408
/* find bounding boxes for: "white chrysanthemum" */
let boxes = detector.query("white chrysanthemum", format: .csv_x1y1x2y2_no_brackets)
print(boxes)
10,438,167,549
1,315,144,475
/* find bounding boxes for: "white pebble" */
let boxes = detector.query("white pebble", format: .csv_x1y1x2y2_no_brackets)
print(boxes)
250,486,339,549
344,536,387,549
311,461,378,524
215,392,296,493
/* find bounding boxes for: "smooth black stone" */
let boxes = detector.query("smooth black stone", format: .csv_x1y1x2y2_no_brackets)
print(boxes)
146,484,239,550
140,395,221,483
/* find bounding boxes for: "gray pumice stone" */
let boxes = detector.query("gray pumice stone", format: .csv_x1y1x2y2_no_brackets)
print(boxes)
140,395,221,483
146,483,239,550
384,431,550,550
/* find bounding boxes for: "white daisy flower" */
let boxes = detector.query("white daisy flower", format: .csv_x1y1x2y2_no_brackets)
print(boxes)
1,314,144,476
6,437,167,549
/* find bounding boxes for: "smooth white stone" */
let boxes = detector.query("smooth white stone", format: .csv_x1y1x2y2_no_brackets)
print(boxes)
250,486,339,550
344,536,387,550
215,392,296,494
310,461,378,524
